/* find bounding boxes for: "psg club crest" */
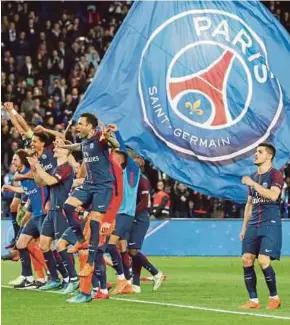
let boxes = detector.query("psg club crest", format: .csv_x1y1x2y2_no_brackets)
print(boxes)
138,10,283,162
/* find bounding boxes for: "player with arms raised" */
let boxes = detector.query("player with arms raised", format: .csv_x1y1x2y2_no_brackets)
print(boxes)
59,113,119,276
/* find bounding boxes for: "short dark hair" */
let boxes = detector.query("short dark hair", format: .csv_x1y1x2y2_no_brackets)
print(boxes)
258,143,276,161
80,113,98,129
15,149,30,167
33,133,48,146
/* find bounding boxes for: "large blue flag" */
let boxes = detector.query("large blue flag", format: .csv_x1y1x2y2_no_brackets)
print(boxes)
74,1,290,203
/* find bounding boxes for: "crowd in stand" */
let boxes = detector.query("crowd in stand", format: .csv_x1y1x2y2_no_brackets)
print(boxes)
1,1,290,219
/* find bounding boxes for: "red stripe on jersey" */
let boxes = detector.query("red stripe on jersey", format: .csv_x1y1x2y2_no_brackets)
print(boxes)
103,156,123,224
130,171,134,187
40,187,46,215
257,174,262,227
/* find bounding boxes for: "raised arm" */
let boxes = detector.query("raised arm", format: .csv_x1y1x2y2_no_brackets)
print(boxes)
99,124,120,149
34,125,66,140
58,143,81,151
3,102,26,135
107,134,120,149
14,109,31,133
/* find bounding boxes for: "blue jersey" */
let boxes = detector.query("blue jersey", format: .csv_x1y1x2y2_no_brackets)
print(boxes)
39,149,57,175
20,167,49,217
82,132,114,185
248,168,284,226
50,163,74,209
115,131,140,216
136,174,151,215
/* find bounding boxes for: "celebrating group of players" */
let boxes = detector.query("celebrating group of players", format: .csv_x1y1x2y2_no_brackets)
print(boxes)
2,100,285,309
2,101,164,303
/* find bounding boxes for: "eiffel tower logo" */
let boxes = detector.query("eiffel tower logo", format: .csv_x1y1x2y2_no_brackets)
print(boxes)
169,50,235,127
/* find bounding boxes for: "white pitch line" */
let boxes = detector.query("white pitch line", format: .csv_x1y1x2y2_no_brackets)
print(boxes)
112,297,290,321
2,285,63,295
145,220,169,239
2,285,290,321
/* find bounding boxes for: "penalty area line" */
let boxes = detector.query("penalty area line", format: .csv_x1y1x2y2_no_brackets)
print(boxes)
2,285,290,321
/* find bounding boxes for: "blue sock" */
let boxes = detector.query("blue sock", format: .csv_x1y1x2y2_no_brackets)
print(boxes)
87,220,100,265
52,250,69,280
107,244,124,275
11,212,20,241
59,249,77,280
262,266,277,297
18,248,33,277
94,251,107,290
92,272,100,289
121,251,131,280
243,266,258,299
63,203,85,242
43,250,59,281
134,251,158,276
15,226,23,242
132,256,142,286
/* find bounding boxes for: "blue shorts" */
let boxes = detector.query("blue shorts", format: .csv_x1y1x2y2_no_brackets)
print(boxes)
60,219,87,245
242,224,282,260
13,193,27,205
128,211,150,249
41,210,69,240
71,183,112,213
22,215,46,238
13,192,22,200
112,213,134,239
60,228,78,246
20,195,28,206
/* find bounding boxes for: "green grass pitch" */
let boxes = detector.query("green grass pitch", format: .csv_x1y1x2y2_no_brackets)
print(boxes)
2,257,290,325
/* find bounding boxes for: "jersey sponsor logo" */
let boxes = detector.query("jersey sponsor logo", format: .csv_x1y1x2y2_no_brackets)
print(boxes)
83,156,100,163
252,196,271,204
23,188,38,196
139,10,283,162
40,163,53,171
